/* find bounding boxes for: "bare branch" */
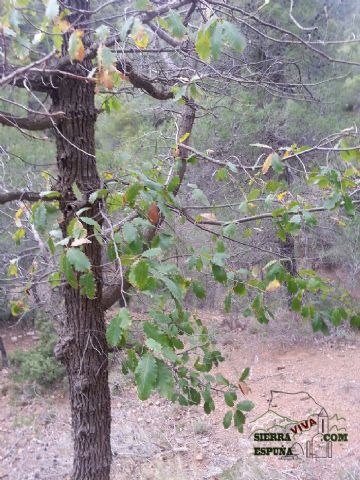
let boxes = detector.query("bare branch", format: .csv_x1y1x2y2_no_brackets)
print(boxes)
0,110,65,130
115,61,174,100
0,50,56,87
0,191,42,205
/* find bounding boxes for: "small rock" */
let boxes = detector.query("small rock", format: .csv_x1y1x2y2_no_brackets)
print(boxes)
137,417,143,423
196,453,204,462
11,336,18,342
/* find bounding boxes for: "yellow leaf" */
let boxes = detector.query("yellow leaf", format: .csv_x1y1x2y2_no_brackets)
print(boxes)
262,153,273,174
282,150,291,159
69,30,85,62
7,260,18,277
179,132,190,143
54,18,71,33
132,26,149,49
277,191,287,201
15,207,24,227
76,39,85,62
266,279,281,292
103,171,113,180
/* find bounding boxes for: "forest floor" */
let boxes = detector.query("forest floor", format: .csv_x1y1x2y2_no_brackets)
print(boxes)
1,310,360,480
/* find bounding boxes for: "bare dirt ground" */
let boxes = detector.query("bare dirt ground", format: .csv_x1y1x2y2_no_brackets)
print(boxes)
1,311,360,480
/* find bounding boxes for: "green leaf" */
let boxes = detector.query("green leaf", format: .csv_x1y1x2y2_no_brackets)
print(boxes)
222,21,246,52
234,409,245,431
350,315,360,328
166,10,187,38
223,411,233,429
211,21,223,60
224,293,232,313
135,353,158,400
89,188,107,204
224,391,237,407
233,281,246,296
215,167,228,181
60,255,78,289
130,260,149,290
291,296,301,312
106,308,132,347
12,228,25,245
192,280,206,299
7,260,18,277
162,276,183,302
212,264,227,284
106,192,122,214
271,153,284,174
39,190,61,199
223,223,236,239
312,314,330,335
167,175,180,193
48,237,55,254
343,195,355,216
196,28,212,62
123,223,138,243
156,360,175,400
248,188,261,200
237,400,254,411
68,30,84,62
95,25,110,41
124,182,142,206
72,183,82,201
66,248,91,272
191,186,210,205
239,367,250,382
99,45,115,70
33,203,47,234
49,271,61,287
79,272,96,299
142,248,162,258
79,216,101,230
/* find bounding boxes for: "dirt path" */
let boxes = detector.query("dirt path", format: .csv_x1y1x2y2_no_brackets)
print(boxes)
1,314,359,480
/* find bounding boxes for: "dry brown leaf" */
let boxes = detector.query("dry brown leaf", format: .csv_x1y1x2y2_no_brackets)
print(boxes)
148,202,160,225
199,212,218,222
239,381,251,396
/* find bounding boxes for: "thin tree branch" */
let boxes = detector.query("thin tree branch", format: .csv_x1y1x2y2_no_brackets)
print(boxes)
0,110,65,130
0,50,56,87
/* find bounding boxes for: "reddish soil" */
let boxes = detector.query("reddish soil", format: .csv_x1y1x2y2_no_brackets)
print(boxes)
1,312,359,480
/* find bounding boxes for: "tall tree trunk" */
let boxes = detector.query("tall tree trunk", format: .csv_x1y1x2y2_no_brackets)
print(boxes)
52,69,111,479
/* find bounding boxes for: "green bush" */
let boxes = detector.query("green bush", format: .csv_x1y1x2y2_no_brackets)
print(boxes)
9,315,65,388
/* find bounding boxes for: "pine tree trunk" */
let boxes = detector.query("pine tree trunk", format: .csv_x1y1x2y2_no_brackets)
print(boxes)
52,68,111,479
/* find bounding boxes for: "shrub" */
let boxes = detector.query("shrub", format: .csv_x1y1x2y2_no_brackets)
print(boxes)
9,314,65,388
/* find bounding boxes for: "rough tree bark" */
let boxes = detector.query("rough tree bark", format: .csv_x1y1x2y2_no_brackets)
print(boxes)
50,1,111,478
52,71,112,478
